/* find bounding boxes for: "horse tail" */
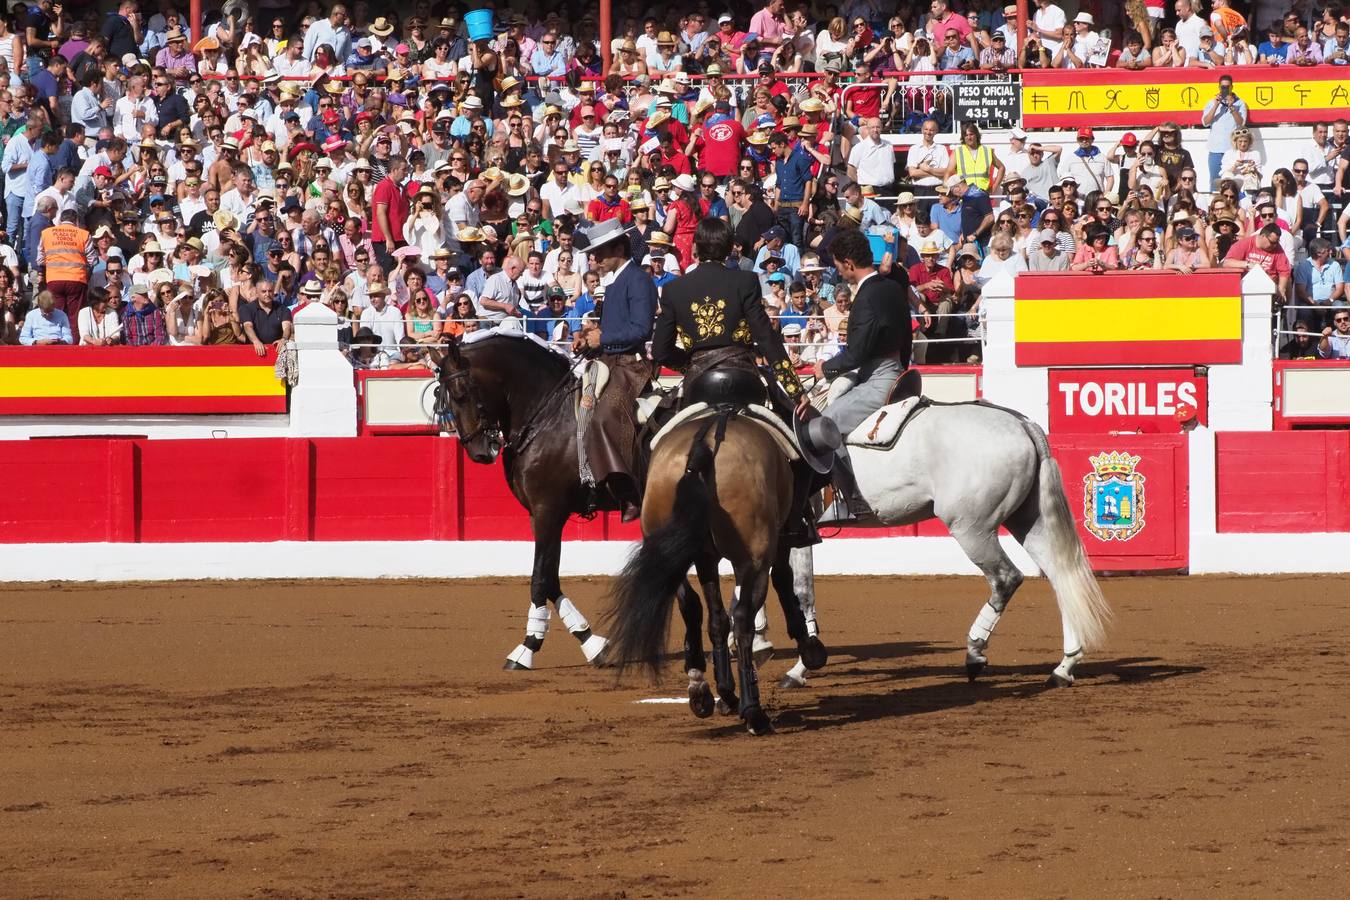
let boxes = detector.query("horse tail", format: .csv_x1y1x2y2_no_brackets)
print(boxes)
1019,419,1113,651
607,427,716,678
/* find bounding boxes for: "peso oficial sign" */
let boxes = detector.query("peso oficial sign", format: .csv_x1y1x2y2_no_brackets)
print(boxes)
1021,66,1349,128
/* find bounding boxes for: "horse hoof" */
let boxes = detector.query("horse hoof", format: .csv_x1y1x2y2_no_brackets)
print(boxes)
582,635,610,667
966,660,986,682
801,636,829,671
715,696,737,716
689,682,715,718
744,707,774,736
503,659,531,671
752,644,775,668
1047,672,1074,688
503,645,534,670
779,672,807,690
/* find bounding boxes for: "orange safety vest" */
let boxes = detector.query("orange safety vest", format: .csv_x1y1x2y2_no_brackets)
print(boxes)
41,223,91,284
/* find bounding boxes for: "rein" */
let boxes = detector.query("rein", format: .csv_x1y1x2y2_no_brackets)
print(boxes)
437,355,578,456
502,367,579,454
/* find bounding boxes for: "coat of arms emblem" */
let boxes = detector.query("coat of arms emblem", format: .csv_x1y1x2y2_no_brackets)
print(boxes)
1083,451,1145,541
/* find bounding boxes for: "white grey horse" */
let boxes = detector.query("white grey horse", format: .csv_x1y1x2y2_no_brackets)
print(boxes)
780,399,1111,688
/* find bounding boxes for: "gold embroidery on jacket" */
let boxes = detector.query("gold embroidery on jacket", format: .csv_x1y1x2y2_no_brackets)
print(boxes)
691,298,726,338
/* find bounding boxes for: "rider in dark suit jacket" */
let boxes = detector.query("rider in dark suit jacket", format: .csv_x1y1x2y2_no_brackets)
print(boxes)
651,226,804,405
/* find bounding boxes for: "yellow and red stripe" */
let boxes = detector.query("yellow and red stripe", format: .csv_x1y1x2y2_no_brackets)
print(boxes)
0,346,287,414
1014,271,1243,367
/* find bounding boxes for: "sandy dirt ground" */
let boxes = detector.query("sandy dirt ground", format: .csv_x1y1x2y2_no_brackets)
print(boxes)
1,574,1348,899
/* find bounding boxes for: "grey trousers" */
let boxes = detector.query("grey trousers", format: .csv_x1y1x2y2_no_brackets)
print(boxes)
823,357,904,438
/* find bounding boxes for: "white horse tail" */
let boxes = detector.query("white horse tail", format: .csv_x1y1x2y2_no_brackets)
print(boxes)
1020,420,1112,651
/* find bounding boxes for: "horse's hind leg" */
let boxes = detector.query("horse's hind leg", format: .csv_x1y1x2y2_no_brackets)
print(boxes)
773,545,828,690
733,560,774,736
678,579,714,718
948,521,1024,682
698,556,738,715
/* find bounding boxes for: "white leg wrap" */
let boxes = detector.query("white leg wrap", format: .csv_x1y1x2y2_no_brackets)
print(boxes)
967,601,1003,646
754,604,768,635
782,659,808,687
1053,651,1082,684
1061,609,1083,658
579,634,608,664
505,644,535,669
525,603,551,640
556,596,590,634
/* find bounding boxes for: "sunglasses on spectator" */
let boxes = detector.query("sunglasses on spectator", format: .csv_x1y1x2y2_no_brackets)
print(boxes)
1294,168,1308,174
1337,316,1350,323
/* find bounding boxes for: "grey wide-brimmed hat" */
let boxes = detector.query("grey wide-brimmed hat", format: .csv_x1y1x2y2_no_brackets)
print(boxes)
574,217,638,252
794,413,841,474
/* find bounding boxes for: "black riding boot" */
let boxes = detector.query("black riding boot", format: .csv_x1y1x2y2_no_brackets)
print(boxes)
782,462,822,548
821,447,874,525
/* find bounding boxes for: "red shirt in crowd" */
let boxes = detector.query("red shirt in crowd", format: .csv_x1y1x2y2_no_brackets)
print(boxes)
1224,235,1291,281
847,85,883,118
371,176,409,245
587,194,632,224
908,261,954,304
658,146,693,175
693,117,746,177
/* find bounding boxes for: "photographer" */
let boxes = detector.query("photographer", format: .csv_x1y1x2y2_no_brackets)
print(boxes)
1201,74,1248,191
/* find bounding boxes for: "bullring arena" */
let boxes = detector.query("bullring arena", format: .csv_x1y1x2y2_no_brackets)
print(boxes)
3,574,1348,897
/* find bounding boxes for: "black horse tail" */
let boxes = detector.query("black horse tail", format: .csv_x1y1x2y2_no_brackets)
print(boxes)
607,428,717,680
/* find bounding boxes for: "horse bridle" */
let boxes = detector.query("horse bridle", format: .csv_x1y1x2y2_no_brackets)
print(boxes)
434,365,499,448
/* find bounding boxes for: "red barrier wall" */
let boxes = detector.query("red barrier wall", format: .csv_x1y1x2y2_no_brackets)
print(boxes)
0,433,1190,571
1216,432,1350,533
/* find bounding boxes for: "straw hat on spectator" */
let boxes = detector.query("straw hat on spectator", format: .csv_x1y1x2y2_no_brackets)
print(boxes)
841,207,863,224
352,158,372,171
457,226,486,243
693,97,713,118
747,131,769,146
620,38,637,52
498,75,521,93
647,231,673,248
800,123,819,136
646,109,671,130
561,139,580,153
505,174,531,196
781,116,801,130
652,176,671,191
369,16,395,37
656,78,680,95
919,240,942,256
301,280,324,298
656,31,677,46
705,63,723,77
367,282,390,296
501,95,524,109
1170,210,1193,224
461,95,484,110
956,243,980,261
629,197,649,211
212,211,238,231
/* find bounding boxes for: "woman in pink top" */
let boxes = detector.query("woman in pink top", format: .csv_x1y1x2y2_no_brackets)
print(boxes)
1071,229,1121,272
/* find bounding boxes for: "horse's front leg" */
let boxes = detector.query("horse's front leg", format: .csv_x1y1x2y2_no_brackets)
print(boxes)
733,561,774,736
774,545,828,689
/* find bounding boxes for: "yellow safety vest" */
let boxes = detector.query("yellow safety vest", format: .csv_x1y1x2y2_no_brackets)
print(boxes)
954,145,993,191
41,224,90,284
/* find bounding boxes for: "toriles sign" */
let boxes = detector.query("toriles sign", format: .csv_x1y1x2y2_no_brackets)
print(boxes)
1049,368,1207,434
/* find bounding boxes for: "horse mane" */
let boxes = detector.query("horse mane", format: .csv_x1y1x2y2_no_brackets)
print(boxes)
461,326,573,378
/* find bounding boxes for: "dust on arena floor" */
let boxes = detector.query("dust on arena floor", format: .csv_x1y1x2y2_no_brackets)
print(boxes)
1,574,1346,899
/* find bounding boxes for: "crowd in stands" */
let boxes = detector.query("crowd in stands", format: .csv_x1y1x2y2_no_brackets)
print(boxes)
0,1,1347,366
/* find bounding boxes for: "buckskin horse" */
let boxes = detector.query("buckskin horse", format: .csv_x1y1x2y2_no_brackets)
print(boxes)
432,328,817,673
606,371,828,736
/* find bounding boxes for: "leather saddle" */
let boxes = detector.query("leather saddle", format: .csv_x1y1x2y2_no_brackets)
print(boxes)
887,368,923,404
684,367,768,409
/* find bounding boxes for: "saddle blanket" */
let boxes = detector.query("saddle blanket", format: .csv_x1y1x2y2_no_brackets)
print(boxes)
846,397,924,449
649,402,800,462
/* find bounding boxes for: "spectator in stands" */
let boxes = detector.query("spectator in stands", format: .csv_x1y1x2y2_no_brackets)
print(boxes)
1072,228,1121,272
1319,308,1350,359
1202,75,1249,188
122,283,168,346
18,289,70,345
1295,238,1345,322
1022,141,1062,201
1027,228,1071,271
906,118,949,192
946,123,1003,195
1287,27,1325,65
847,118,894,193
239,273,293,357
1220,129,1264,196
1032,0,1068,56
1281,320,1319,359
1225,222,1292,301
1166,227,1214,272
1116,30,1153,68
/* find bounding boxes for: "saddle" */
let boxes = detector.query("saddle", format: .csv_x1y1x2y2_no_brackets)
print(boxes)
845,369,929,450
650,402,801,462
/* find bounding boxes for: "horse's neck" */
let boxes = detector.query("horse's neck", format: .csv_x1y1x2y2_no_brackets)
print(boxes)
478,341,573,433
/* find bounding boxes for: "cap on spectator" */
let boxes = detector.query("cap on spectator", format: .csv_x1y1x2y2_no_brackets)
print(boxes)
282,196,302,213
1074,12,1094,25
718,13,734,23
185,237,205,252
1010,126,1027,140
1004,3,1018,14
781,323,804,337
1038,229,1058,245
1177,227,1199,240
1076,127,1094,140
1198,25,1214,38
1059,174,1079,185
758,62,774,75
1121,132,1139,147
148,193,166,205
131,283,150,296
93,165,113,177
762,225,787,243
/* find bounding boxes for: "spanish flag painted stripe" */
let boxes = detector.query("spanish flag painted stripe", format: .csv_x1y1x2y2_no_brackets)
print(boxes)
1017,339,1242,368
0,366,284,399
0,396,287,414
1015,296,1242,344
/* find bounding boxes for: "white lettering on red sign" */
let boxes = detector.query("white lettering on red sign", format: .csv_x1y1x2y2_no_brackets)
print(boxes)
1058,380,1198,418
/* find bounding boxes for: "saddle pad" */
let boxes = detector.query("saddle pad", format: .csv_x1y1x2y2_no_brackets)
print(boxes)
650,402,800,462
846,397,924,449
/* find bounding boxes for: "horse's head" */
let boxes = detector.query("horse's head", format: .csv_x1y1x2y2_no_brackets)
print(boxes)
432,341,501,464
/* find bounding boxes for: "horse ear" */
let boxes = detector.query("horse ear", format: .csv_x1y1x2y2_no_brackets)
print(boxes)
426,345,449,369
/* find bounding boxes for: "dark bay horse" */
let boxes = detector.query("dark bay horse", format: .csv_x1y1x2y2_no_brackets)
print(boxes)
606,410,828,736
433,330,611,670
